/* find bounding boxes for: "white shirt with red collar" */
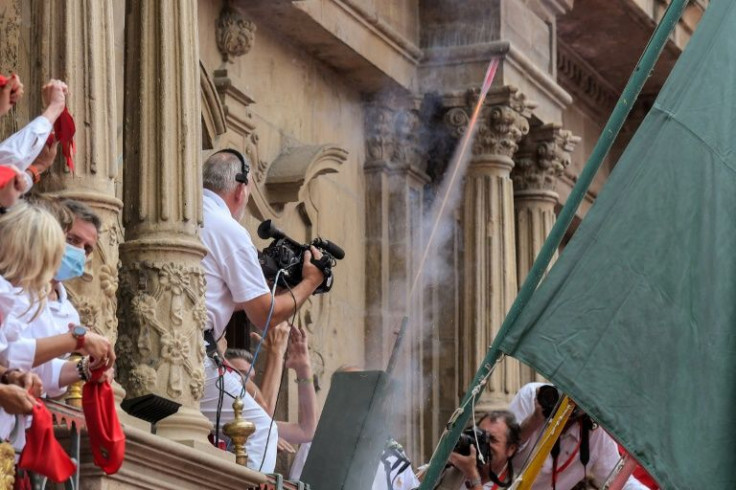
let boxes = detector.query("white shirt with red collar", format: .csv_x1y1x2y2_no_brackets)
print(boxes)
509,383,647,490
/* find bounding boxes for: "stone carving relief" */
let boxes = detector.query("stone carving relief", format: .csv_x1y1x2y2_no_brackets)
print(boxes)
513,124,580,192
117,261,207,402
216,4,256,63
364,102,425,172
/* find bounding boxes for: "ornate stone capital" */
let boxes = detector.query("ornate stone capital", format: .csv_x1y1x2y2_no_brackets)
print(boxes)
443,87,534,160
364,102,426,173
216,5,256,63
513,123,580,192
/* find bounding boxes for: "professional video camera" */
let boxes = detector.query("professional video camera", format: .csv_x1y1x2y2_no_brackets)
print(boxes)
257,219,345,294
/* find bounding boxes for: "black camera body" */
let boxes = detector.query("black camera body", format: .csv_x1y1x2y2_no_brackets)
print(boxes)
257,219,345,294
537,384,561,419
453,426,493,469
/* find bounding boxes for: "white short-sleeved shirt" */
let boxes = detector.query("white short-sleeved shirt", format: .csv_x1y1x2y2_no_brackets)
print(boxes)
509,383,647,490
200,189,269,338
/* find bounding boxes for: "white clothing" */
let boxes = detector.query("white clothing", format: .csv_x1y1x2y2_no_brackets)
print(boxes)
373,451,421,490
201,357,278,473
200,189,269,338
1,283,78,397
289,442,310,480
0,116,54,192
289,440,421,489
509,383,646,490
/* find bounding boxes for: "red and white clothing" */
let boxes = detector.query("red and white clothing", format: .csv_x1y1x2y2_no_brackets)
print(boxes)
509,383,647,490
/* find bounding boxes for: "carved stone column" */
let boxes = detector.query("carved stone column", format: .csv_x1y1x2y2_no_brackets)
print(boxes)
512,123,579,383
446,87,532,409
28,0,128,409
118,0,212,449
364,97,433,461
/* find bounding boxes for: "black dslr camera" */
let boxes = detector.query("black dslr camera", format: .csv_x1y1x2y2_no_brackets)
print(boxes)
453,426,492,469
257,219,345,294
537,384,561,418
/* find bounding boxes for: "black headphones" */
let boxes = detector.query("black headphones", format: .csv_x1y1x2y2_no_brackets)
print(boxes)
214,148,250,185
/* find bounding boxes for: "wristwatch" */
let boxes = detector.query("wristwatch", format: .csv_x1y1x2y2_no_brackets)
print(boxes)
70,325,87,351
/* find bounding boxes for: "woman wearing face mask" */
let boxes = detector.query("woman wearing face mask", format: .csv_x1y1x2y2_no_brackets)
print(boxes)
0,197,115,410
0,201,65,449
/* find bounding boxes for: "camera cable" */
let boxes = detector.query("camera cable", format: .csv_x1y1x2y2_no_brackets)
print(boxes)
212,269,284,460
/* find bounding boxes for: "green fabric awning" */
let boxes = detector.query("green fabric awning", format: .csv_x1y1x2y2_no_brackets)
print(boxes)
499,1,736,487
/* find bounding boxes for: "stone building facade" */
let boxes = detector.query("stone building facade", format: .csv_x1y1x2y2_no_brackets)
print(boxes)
0,0,705,487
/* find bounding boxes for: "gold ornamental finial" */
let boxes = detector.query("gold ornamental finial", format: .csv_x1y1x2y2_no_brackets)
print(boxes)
65,354,84,408
222,397,255,466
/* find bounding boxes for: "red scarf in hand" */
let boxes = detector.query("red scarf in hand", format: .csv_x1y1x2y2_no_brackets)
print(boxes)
47,107,76,172
18,401,76,483
82,368,125,474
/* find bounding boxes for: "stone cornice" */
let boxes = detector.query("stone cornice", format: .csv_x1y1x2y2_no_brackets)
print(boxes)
556,40,620,121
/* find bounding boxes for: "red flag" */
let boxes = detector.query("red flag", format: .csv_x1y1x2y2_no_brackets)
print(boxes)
18,402,76,483
82,368,125,474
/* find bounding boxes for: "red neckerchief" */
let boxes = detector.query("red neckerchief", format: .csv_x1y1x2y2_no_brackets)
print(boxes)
489,465,508,490
50,107,76,172
0,167,16,188
18,401,76,483
82,367,125,474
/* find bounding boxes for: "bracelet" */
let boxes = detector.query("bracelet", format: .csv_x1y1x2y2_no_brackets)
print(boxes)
0,369,20,385
294,376,313,385
26,165,41,184
76,357,90,382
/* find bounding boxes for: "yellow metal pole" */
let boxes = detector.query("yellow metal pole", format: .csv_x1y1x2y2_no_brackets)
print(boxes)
510,396,576,490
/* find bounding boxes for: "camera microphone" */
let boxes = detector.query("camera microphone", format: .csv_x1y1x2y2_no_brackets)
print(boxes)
312,238,345,260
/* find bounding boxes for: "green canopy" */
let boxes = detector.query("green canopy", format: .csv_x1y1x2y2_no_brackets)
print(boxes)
499,1,736,487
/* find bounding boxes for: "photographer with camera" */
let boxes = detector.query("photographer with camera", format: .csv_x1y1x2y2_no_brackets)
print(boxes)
430,410,519,490
509,382,647,490
199,149,325,473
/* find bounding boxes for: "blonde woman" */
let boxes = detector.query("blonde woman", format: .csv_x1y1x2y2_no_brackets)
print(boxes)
0,200,114,392
0,201,63,447
4,195,115,400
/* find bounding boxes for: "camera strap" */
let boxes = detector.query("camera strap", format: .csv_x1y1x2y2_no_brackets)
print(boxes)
380,442,412,489
488,460,514,488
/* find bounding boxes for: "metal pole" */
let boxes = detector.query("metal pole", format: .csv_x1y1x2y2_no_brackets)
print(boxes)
418,1,691,487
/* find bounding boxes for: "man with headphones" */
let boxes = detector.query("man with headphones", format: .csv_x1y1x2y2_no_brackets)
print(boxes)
199,149,325,473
